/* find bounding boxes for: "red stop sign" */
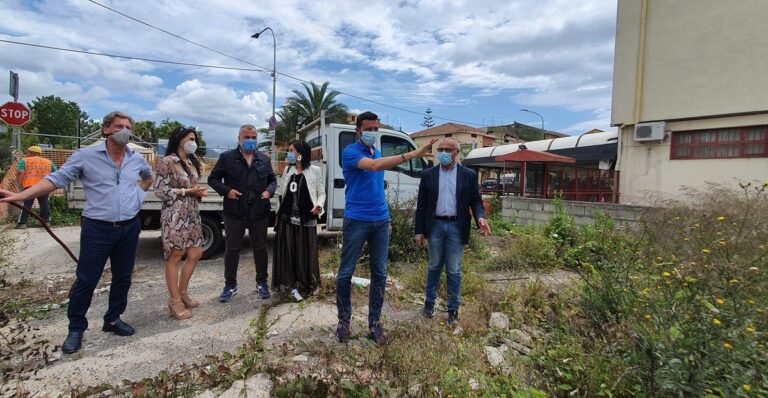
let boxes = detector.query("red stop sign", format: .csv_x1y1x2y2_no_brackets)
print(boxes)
0,101,31,126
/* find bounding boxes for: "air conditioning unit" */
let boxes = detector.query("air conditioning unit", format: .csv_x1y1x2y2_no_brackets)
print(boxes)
634,122,666,142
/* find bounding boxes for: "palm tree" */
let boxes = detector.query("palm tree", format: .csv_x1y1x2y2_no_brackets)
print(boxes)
281,81,349,139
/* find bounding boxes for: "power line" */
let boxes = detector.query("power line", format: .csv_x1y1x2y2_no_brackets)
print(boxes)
86,0,272,75
0,39,270,74
85,0,485,128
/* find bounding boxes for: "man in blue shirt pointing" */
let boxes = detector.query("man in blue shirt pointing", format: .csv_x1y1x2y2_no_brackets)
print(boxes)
1,111,153,354
335,111,436,344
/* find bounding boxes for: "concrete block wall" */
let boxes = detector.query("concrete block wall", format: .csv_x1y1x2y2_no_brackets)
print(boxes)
500,196,648,227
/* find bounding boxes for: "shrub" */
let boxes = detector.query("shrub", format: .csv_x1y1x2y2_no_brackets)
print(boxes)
487,232,561,271
576,182,768,396
386,190,427,263
49,195,81,226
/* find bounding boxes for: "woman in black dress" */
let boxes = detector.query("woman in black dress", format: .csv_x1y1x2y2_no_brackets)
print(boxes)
273,140,325,300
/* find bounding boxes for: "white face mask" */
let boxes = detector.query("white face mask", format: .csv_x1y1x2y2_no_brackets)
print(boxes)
110,128,131,146
183,140,198,155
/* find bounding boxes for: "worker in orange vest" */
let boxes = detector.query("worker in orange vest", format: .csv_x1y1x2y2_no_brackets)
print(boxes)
16,146,57,229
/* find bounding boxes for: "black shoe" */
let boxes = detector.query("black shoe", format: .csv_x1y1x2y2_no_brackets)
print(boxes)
257,283,271,299
14,223,26,229
61,331,83,354
335,321,350,343
102,319,135,336
368,323,385,345
447,310,459,325
423,302,435,318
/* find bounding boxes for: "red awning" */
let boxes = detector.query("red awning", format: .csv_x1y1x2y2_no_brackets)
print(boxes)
494,149,576,163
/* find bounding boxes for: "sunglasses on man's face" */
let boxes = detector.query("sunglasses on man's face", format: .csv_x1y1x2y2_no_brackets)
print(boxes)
436,148,456,153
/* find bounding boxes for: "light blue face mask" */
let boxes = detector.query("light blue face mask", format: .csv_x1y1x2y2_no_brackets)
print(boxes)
360,131,377,147
437,151,454,166
241,139,257,152
286,152,296,164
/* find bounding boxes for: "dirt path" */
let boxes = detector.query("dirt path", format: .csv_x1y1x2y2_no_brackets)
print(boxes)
0,225,395,396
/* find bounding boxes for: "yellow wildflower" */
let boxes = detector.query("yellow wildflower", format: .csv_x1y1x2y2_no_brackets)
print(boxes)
716,216,726,221
689,261,696,266
716,298,725,305
662,272,672,278
723,342,732,350
718,239,726,246
656,256,663,261
748,299,756,305
729,278,739,284
745,327,755,334
712,319,721,326
644,314,651,320
702,248,711,254
694,223,701,228
683,237,690,241
743,384,751,392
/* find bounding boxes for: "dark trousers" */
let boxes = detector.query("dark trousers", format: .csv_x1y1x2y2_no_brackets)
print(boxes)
223,215,269,287
68,217,141,332
17,192,50,224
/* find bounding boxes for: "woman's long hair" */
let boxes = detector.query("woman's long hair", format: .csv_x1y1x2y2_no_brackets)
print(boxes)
166,126,202,176
291,139,312,170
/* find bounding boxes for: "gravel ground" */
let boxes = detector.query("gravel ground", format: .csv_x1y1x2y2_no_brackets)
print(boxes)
1,224,342,396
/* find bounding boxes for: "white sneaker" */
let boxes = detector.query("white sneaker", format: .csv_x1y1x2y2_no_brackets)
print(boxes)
290,288,303,302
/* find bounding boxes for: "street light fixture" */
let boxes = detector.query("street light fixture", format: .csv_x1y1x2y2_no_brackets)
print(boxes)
251,27,276,162
520,108,544,140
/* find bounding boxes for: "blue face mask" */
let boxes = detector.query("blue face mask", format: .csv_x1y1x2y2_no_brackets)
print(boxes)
437,151,454,166
360,131,377,147
241,139,257,153
286,152,296,164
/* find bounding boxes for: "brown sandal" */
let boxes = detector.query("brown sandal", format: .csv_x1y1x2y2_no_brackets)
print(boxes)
168,298,192,319
179,291,199,308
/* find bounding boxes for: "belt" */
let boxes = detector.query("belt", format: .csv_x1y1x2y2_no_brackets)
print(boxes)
434,215,457,221
83,215,139,227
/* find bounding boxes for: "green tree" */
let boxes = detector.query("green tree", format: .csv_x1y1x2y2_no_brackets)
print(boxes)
274,102,303,146
421,108,435,128
282,81,348,139
26,95,88,149
132,120,157,143
154,119,207,157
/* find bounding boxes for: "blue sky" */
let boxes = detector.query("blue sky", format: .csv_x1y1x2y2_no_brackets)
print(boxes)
0,0,617,149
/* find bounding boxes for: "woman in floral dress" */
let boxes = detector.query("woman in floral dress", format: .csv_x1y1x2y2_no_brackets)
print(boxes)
153,126,207,319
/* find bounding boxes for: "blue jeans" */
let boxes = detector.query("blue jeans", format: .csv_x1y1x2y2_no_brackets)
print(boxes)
336,217,389,327
67,217,141,332
425,219,465,311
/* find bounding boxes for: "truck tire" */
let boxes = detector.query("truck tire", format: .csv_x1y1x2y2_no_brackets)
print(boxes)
201,214,223,260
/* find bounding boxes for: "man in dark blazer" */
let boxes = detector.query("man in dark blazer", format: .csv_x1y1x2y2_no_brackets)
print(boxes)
414,137,491,324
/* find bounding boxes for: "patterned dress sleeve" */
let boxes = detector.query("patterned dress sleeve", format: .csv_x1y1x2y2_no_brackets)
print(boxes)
152,157,178,203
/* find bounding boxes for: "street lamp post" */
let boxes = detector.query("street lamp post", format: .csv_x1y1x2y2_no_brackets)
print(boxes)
520,108,544,140
251,27,276,162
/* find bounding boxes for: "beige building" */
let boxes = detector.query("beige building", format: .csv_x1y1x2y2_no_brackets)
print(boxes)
410,123,498,161
612,0,768,204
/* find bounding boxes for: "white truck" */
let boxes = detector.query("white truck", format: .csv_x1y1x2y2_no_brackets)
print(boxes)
66,120,429,258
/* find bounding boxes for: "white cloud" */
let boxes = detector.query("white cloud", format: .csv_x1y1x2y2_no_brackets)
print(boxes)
153,79,271,146
0,0,619,136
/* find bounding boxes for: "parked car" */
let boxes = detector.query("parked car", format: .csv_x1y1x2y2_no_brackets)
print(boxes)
481,178,499,192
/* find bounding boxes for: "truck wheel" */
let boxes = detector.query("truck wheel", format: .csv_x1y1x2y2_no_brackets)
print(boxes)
201,215,223,260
